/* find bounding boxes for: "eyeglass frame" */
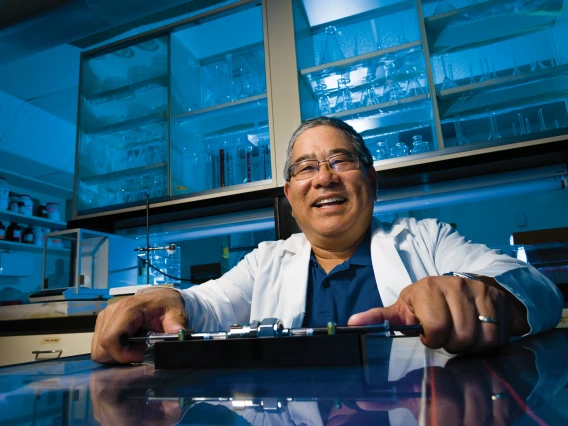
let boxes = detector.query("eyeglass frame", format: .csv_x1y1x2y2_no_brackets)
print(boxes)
287,151,362,181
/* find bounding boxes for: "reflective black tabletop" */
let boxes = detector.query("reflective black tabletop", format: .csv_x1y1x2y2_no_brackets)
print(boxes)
1,329,568,425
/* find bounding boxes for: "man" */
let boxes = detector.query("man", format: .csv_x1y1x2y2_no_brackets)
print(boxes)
91,117,563,364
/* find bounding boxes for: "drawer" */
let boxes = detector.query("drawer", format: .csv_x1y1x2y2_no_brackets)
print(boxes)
0,332,93,367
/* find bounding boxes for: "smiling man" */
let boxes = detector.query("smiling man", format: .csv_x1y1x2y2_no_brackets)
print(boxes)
91,117,563,364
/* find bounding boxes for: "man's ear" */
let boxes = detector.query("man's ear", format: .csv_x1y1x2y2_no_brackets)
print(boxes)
367,166,378,201
283,182,295,218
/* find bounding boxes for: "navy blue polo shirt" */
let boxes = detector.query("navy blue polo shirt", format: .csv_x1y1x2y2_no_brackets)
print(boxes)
302,231,383,327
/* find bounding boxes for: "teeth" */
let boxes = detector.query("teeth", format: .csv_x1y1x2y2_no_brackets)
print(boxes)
315,197,345,206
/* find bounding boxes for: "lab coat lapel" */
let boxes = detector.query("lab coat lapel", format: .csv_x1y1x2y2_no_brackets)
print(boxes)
277,236,312,329
370,219,412,307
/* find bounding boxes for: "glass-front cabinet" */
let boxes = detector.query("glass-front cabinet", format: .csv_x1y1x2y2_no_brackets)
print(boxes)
75,1,270,216
77,36,170,213
292,0,568,166
74,0,568,218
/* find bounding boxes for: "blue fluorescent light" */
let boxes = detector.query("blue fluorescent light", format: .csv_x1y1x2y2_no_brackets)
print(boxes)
374,177,564,215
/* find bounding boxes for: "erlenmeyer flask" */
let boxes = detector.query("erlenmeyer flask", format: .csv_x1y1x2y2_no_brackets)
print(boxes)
314,84,332,115
487,112,501,140
359,75,380,107
440,55,458,90
454,115,470,145
410,135,430,154
511,54,522,76
381,62,404,103
335,78,355,112
433,0,456,15
320,26,345,65
530,46,546,71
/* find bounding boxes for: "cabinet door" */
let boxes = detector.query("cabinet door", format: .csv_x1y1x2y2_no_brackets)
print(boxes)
170,3,273,196
292,0,438,162
76,36,169,215
423,0,568,151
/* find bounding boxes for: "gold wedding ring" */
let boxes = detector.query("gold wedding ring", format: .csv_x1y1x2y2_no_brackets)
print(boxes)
478,315,498,325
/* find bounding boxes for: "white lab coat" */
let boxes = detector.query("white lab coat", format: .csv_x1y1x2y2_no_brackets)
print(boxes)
180,217,563,335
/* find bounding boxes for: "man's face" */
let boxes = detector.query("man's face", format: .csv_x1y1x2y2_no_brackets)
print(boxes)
283,125,377,245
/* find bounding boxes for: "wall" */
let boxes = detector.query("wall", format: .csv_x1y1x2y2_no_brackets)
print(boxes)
410,185,568,248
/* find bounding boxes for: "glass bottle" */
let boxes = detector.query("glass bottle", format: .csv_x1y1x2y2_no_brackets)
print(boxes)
410,135,430,154
0,222,5,240
394,142,409,157
374,141,388,160
6,222,21,243
335,78,355,112
314,84,332,115
320,26,345,65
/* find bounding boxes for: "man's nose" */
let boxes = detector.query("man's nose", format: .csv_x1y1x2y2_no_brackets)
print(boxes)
312,162,338,186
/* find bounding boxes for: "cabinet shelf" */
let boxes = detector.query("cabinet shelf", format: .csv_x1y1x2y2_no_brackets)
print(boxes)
0,240,69,254
437,63,568,102
84,112,167,137
0,211,66,230
300,40,421,77
84,75,167,106
425,0,563,54
439,74,568,118
336,94,432,134
81,162,166,185
174,95,268,135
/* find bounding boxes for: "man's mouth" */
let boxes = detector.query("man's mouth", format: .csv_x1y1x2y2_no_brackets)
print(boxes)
313,197,347,208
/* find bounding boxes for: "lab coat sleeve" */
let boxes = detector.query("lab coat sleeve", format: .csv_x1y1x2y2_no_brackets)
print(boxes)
177,247,261,332
419,218,564,336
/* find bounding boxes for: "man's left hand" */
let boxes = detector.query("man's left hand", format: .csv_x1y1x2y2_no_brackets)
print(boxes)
348,275,530,353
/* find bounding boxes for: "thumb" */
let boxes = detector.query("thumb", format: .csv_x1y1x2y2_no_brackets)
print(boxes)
161,307,189,334
348,304,402,326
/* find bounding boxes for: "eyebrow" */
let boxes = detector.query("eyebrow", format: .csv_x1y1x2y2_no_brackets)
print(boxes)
291,148,353,164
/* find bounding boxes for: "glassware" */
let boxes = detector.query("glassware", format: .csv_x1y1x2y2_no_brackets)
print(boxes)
511,54,522,76
374,140,388,160
401,52,425,97
314,84,332,115
359,75,380,107
410,135,430,154
454,115,470,145
440,55,458,90
381,61,404,103
518,113,528,135
335,78,355,112
538,109,548,131
221,54,236,102
433,0,456,15
394,142,409,157
320,26,345,64
530,46,546,71
487,111,501,140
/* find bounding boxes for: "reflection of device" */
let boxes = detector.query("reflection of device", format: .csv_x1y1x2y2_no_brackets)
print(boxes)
29,229,139,302
127,318,423,369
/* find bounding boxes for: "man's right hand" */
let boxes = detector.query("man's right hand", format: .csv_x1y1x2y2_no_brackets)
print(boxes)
91,288,188,364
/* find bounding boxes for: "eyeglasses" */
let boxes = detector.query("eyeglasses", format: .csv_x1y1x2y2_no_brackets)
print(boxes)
288,152,360,181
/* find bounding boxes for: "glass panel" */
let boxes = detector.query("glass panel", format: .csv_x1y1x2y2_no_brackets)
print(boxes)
293,0,437,163
170,4,271,196
77,36,169,214
424,0,568,150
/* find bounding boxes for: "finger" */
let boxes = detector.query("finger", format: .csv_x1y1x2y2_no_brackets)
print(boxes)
98,301,147,364
347,304,402,326
471,285,505,353
405,281,453,349
161,306,189,334
439,278,479,354
91,309,121,364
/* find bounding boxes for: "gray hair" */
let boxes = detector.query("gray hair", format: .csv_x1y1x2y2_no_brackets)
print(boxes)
283,116,374,181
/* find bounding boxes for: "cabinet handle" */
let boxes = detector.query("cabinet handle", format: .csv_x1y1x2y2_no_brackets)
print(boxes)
32,350,63,360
